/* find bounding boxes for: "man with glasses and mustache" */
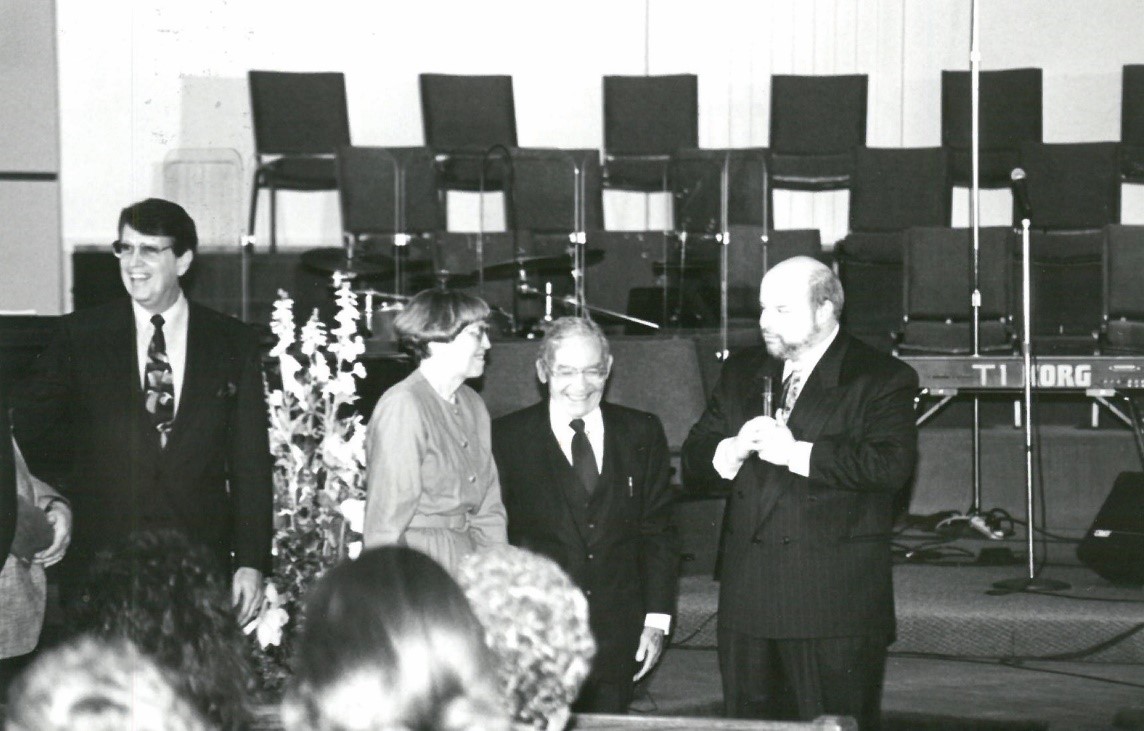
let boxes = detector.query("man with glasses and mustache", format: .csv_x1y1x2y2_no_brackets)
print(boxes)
12,198,271,627
682,256,918,730
491,317,678,714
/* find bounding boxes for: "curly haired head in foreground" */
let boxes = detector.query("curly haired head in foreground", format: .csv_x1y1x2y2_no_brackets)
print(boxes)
5,635,211,731
282,545,510,731
458,544,596,731
68,529,252,730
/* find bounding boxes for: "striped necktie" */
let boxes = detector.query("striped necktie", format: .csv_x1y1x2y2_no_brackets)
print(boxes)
144,314,175,447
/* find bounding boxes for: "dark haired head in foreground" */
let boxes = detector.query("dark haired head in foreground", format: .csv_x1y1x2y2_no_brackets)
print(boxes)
69,529,252,730
458,544,595,731
283,545,509,731
6,635,211,731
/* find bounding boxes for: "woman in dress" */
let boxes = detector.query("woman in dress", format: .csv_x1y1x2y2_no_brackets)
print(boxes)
362,288,506,573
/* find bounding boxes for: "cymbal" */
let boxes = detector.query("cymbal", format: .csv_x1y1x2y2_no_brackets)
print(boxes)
301,248,394,279
477,249,604,280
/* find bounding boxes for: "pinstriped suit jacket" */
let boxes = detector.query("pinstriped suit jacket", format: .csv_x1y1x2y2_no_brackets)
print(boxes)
682,332,918,639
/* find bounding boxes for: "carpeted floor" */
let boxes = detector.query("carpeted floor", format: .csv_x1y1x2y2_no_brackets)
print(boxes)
674,563,1144,663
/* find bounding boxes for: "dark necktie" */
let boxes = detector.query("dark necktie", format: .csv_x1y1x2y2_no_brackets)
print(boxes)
144,314,175,447
570,418,599,494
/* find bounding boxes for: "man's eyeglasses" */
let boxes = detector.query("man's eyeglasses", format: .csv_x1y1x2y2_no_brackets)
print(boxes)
549,364,609,380
111,241,174,260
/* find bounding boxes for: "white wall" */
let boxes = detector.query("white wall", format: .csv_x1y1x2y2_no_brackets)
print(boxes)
53,0,1144,257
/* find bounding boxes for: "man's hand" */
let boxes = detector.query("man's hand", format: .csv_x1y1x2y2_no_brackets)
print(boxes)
33,501,72,568
232,567,264,625
732,415,778,461
756,420,796,466
633,626,666,682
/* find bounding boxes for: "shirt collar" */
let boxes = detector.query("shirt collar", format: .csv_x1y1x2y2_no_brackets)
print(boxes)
784,323,840,378
132,291,188,335
548,403,604,436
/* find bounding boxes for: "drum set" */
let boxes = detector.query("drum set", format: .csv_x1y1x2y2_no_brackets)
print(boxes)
299,234,655,351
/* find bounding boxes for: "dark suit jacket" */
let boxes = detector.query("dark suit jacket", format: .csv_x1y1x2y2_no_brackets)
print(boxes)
682,332,918,639
12,298,273,577
492,401,678,684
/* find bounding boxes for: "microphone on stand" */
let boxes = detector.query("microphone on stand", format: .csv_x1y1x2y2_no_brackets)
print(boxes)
1010,168,1033,220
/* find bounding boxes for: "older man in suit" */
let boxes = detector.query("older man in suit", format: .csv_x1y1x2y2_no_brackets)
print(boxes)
491,317,678,714
13,198,272,626
682,256,918,729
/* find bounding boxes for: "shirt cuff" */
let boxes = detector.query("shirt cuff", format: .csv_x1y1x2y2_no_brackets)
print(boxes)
644,612,672,634
787,440,813,477
712,437,746,480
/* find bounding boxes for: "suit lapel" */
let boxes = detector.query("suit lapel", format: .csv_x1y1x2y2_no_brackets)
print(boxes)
165,304,216,453
786,333,850,441
103,301,160,450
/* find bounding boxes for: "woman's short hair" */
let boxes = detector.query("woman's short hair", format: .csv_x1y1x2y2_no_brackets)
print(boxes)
117,198,199,256
283,546,509,731
393,289,490,361
68,529,251,730
536,317,610,375
458,545,595,730
6,635,212,731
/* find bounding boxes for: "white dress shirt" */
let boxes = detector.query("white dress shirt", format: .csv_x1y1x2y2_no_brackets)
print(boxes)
132,293,189,416
713,324,840,480
547,404,671,634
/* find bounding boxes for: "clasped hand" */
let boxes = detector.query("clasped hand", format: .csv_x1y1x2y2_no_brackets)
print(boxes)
733,415,795,466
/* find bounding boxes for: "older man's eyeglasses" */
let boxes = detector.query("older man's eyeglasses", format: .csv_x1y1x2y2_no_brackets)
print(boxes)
549,364,609,380
111,241,174,260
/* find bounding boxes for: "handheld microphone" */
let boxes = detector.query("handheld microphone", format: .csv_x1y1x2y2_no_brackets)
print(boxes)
1010,168,1033,220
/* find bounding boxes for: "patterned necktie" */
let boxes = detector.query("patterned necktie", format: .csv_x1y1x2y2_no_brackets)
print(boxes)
144,314,175,447
570,418,599,494
780,366,803,415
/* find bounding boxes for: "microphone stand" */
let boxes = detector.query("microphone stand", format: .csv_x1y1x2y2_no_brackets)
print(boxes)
992,216,1069,593
717,151,731,361
934,0,1005,541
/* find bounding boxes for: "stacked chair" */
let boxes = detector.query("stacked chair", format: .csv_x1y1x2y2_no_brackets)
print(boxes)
247,71,351,252
834,147,951,351
1016,141,1121,353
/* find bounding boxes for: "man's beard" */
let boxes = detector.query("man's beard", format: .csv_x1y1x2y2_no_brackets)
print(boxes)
763,323,825,361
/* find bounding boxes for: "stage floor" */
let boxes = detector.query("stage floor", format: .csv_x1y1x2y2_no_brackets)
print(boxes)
656,563,1144,729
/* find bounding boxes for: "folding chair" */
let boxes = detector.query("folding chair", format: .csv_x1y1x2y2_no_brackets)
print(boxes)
834,147,951,349
602,74,698,193
247,71,351,251
1100,225,1144,354
1122,65,1144,183
894,226,1014,355
768,74,868,194
419,73,518,194
942,68,1042,188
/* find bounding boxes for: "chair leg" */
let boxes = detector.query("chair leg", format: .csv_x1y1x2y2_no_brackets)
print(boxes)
247,170,261,237
268,184,277,253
